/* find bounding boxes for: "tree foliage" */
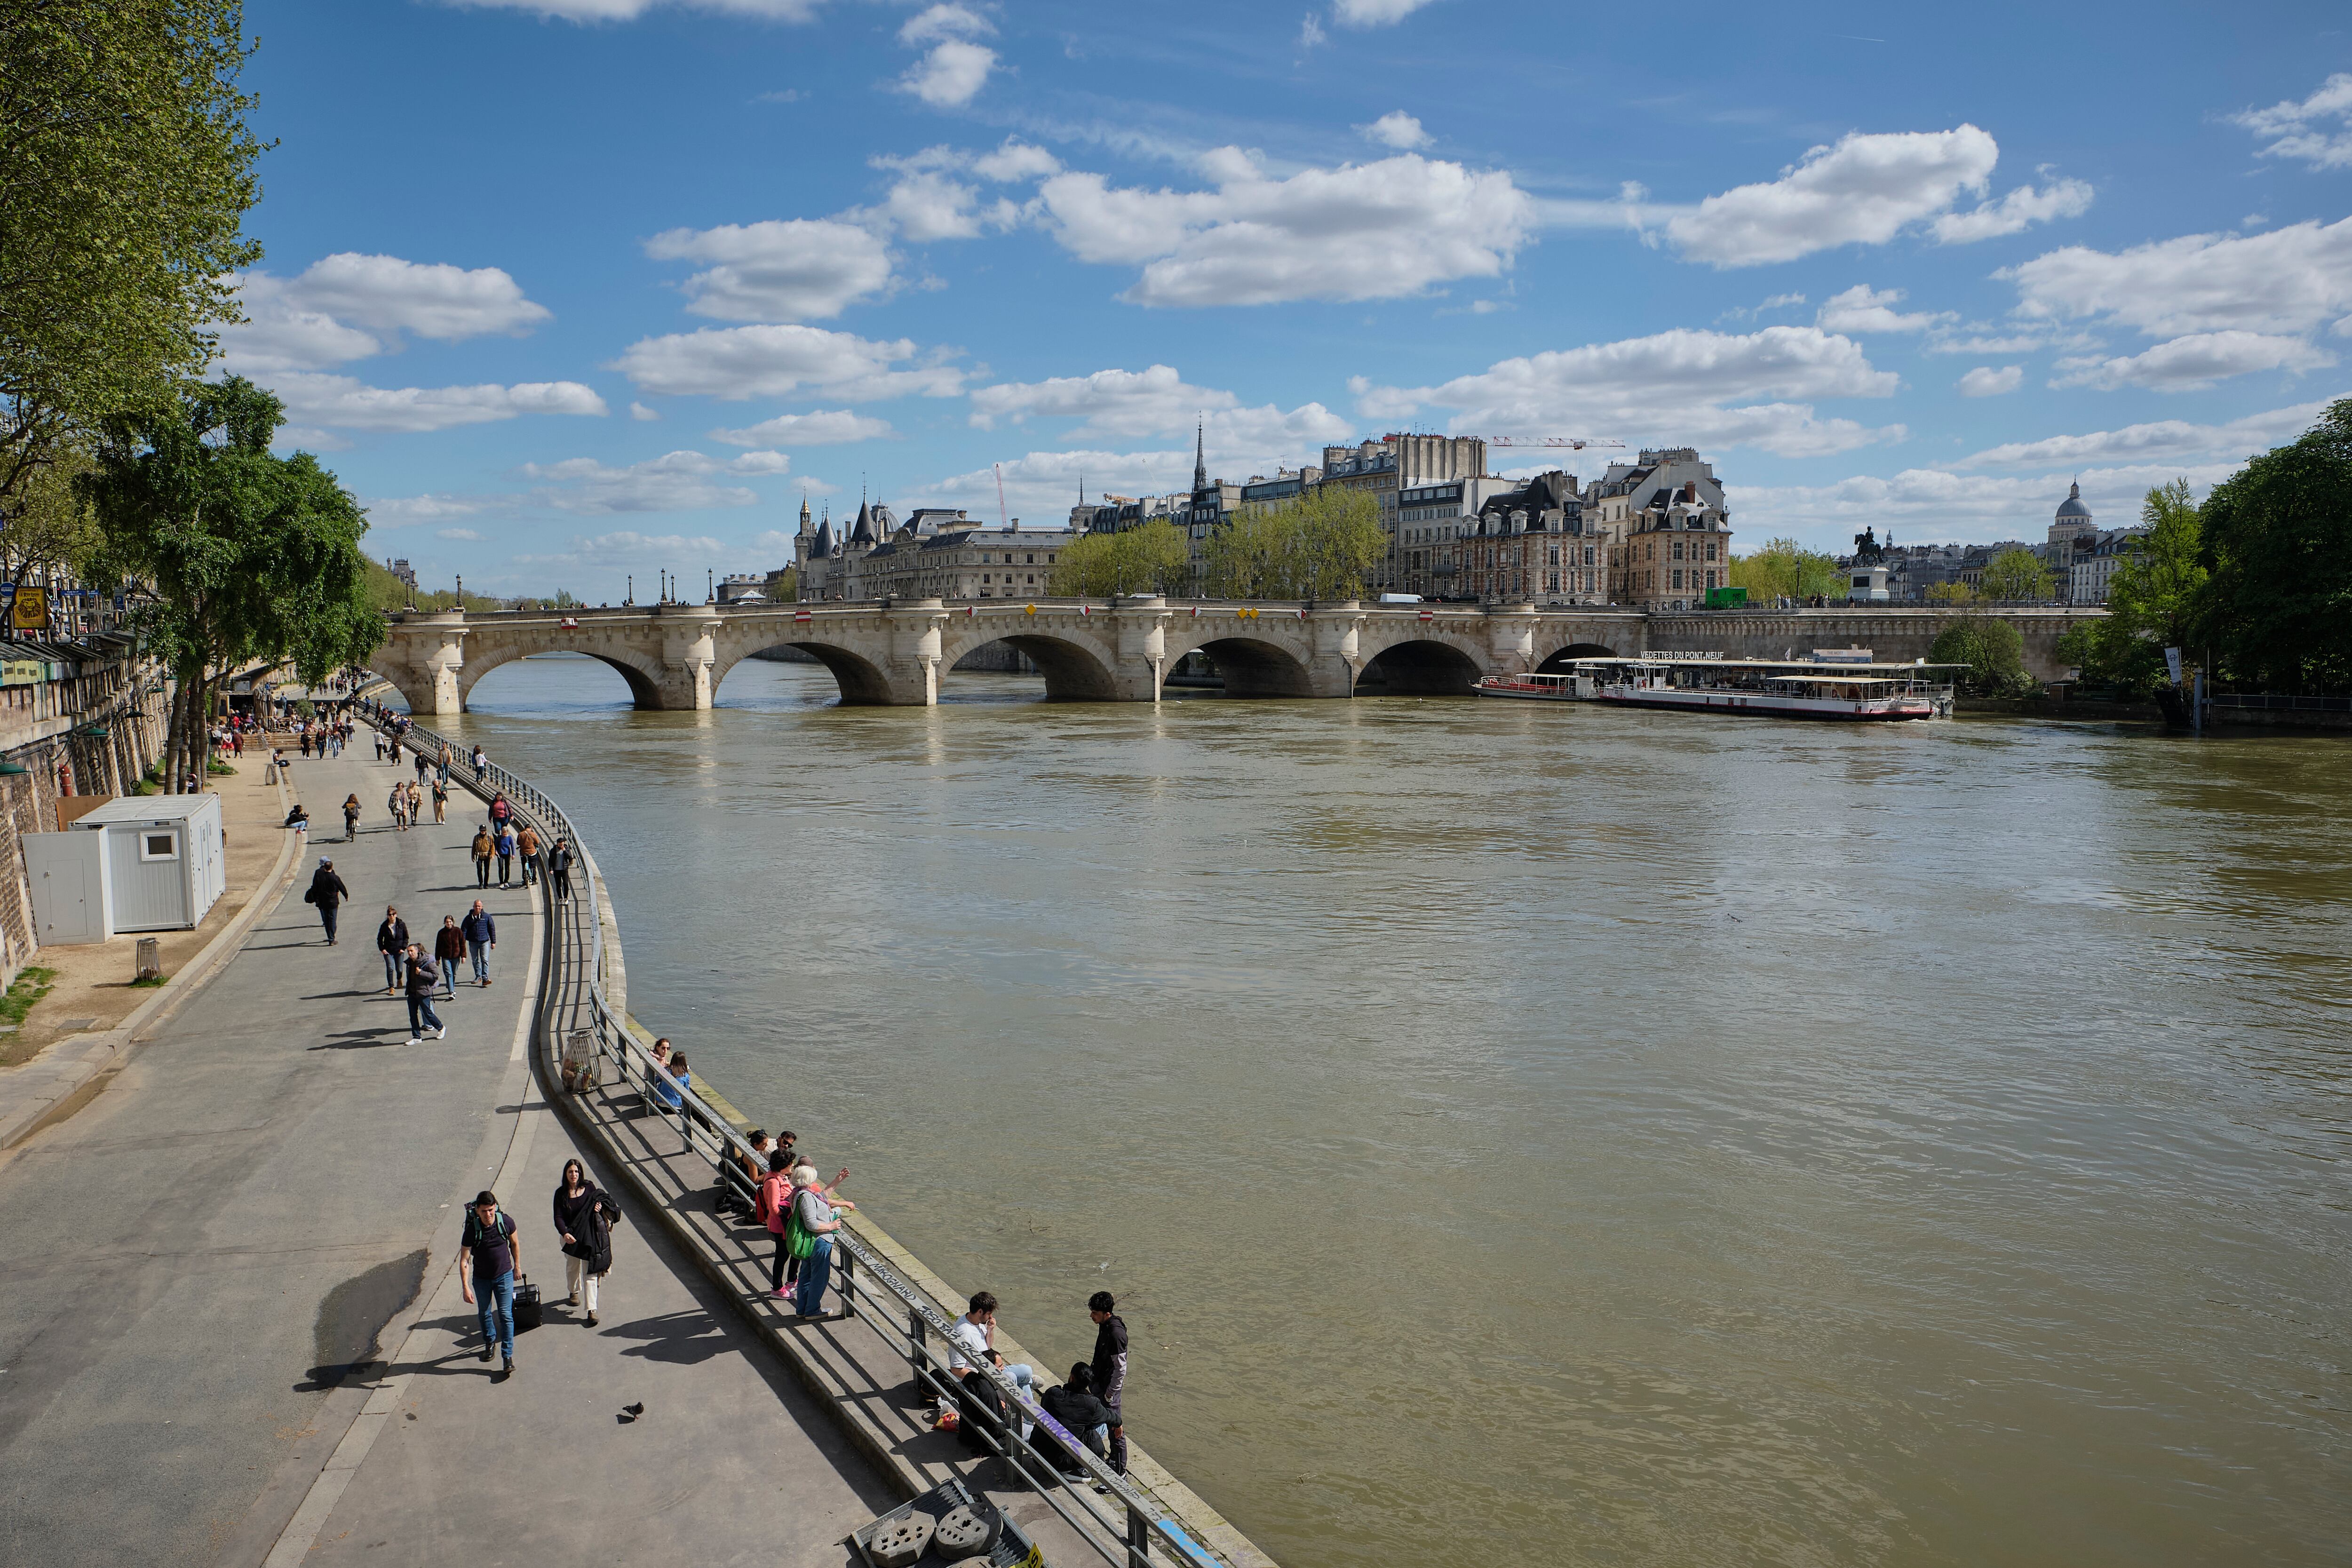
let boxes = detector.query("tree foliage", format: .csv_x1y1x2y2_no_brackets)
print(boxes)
1927,615,2035,696
1728,537,1845,602
2191,396,2352,693
1049,517,1189,597
2055,479,2205,695
1977,548,2056,603
1202,487,1386,599
1,0,266,509
82,378,380,790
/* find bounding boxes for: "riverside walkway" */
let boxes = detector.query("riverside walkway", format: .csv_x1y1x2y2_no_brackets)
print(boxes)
0,739,892,1566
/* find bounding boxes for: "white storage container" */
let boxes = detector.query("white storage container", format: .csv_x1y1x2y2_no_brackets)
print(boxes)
69,794,227,933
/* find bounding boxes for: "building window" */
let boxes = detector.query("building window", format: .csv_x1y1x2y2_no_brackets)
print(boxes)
1672,540,1685,562
1671,569,1684,590
1705,542,1718,562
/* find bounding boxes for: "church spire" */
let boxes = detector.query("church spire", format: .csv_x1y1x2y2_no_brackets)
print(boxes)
1193,417,1207,493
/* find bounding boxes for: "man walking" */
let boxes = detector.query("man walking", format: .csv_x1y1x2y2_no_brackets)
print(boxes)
434,914,466,999
388,781,409,832
1089,1291,1129,1477
458,1190,520,1377
517,823,540,887
461,900,497,987
548,837,574,900
306,857,349,945
403,941,445,1044
471,825,494,889
494,823,516,889
376,906,410,994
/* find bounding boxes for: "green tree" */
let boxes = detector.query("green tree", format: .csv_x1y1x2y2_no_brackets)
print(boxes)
1924,581,1977,605
1928,615,2036,696
2,0,266,510
1977,548,2056,602
2055,478,2206,695
83,377,381,791
2191,397,2352,693
1203,487,1386,599
1728,537,1845,602
1049,517,1190,596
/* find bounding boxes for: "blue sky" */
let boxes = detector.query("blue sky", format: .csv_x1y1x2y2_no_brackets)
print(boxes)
230,0,2352,600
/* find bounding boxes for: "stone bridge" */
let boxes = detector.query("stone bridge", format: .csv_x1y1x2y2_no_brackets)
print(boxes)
373,599,2101,713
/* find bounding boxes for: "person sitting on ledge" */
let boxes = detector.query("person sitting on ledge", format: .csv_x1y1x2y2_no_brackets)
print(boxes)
1037,1364,1115,1480
283,803,309,832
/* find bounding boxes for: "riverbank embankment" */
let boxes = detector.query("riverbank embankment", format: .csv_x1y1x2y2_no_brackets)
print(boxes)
397,713,1277,1568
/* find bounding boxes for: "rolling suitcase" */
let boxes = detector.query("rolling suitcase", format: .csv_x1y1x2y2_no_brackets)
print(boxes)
512,1274,543,1333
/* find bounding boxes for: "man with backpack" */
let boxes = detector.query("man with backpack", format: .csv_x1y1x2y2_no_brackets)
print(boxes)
458,1190,522,1377
461,900,496,986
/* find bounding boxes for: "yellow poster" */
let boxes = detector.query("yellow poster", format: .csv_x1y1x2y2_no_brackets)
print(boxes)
11,586,49,633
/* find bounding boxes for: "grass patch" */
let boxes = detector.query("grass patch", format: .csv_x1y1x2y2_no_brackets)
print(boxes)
130,974,168,987
130,779,160,796
207,759,236,775
0,966,59,1028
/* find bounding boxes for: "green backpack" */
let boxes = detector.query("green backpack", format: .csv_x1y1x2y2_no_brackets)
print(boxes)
785,1191,818,1259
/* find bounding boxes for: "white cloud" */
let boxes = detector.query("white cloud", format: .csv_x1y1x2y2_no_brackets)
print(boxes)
707,409,895,445
1298,12,1326,47
267,372,607,432
611,324,965,400
630,401,661,421
445,0,823,21
904,448,1199,518
1816,284,1953,334
1958,398,2336,469
725,449,794,475
900,40,997,108
436,527,484,541
1731,463,2248,547
2003,217,2352,337
365,493,490,526
1929,177,2094,244
896,9,997,109
1035,151,1534,306
968,364,1351,453
2230,72,2352,171
1346,374,1421,422
219,275,386,373
1362,111,1430,150
1358,325,1904,458
513,531,739,570
971,140,1060,182
220,254,551,372
1332,0,1440,23
1957,365,2022,397
1665,126,2083,266
1923,330,2050,355
2050,331,2336,392
644,219,894,321
284,253,553,339
898,2,988,44
518,450,765,514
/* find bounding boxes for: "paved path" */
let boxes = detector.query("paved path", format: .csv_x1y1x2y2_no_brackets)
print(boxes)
0,738,890,1567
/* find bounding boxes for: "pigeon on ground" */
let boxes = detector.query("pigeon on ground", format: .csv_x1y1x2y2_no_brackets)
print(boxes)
623,1401,644,1416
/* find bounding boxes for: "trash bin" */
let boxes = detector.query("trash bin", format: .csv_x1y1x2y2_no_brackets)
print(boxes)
135,937,161,982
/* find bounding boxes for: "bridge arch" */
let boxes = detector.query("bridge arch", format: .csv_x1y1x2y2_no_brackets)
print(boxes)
1164,634,1318,698
714,640,897,705
457,643,663,710
1356,637,1484,695
937,627,1119,701
1536,640,1618,673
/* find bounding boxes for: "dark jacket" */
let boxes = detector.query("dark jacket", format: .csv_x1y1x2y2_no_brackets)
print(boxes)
433,924,467,962
461,909,496,945
553,1181,612,1274
403,954,437,997
548,844,574,874
1091,1314,1129,1410
308,867,349,907
1037,1383,1114,1472
376,918,409,954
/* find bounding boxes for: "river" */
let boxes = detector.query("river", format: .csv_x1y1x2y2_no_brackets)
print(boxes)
429,652,2352,1568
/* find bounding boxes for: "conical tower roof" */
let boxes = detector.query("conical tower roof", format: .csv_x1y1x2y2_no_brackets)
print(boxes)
850,499,876,545
811,517,835,558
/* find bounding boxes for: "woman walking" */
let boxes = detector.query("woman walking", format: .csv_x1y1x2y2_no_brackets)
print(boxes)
553,1159,612,1326
342,793,362,842
431,775,449,824
405,779,425,827
387,781,410,832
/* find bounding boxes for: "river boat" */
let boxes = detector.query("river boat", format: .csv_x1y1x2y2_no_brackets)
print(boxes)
1470,672,1588,701
1566,656,1959,721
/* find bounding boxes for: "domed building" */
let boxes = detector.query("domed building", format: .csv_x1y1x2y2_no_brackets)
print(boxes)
2048,480,2096,546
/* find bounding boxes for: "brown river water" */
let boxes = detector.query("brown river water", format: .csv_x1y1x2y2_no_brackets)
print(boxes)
430,652,2352,1568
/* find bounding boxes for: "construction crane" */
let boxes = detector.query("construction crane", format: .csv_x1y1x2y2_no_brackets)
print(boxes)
1478,436,1626,450
995,462,1009,528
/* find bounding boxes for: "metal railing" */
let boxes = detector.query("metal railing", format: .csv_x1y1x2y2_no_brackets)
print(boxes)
2208,692,2352,712
364,700,1223,1568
